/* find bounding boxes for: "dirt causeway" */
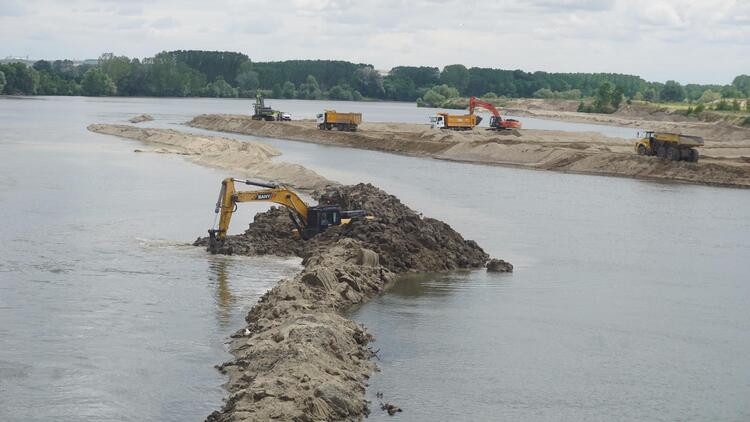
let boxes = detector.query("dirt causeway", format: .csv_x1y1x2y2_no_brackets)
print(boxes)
87,124,332,191
195,184,495,421
187,115,750,188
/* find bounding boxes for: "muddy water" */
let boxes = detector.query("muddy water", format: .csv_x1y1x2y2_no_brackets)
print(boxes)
2,96,746,421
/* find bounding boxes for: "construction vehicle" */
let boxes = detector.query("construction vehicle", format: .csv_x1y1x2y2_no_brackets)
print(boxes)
252,93,291,121
635,131,702,162
469,96,522,130
430,113,481,130
207,178,369,252
317,110,362,131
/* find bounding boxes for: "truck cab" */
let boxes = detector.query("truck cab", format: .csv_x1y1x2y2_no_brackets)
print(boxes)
430,114,446,129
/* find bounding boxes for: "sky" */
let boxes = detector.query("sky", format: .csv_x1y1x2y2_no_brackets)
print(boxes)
1,0,748,85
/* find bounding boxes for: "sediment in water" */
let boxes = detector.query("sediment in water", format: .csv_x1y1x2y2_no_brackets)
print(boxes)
195,183,492,421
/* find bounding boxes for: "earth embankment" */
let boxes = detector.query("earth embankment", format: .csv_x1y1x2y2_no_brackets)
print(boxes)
87,124,332,191
187,115,750,188
195,183,493,421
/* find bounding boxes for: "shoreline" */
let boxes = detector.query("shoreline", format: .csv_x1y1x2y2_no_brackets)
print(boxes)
186,115,750,189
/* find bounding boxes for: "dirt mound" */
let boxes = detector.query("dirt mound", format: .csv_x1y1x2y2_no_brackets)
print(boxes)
128,114,154,123
195,183,489,272
198,184,493,421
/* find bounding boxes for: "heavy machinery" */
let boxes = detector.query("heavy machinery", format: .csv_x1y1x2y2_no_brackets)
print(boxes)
635,131,702,162
469,96,522,130
252,93,291,121
317,110,362,131
430,113,481,130
207,178,369,252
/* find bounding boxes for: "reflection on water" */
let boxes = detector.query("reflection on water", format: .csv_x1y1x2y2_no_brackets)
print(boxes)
208,257,236,327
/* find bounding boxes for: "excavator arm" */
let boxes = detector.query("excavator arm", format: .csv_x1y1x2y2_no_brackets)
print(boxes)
469,96,522,130
209,178,309,246
469,96,501,117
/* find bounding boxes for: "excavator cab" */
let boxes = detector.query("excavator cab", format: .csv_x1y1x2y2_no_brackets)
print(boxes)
302,205,342,239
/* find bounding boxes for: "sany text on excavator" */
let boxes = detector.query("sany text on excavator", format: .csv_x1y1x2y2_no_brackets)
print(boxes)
207,178,370,253
469,96,522,130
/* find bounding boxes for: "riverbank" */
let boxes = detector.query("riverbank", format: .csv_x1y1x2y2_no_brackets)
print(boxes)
187,115,750,188
195,184,492,420
86,124,332,191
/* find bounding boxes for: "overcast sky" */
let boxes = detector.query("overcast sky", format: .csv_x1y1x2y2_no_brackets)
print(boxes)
1,0,748,85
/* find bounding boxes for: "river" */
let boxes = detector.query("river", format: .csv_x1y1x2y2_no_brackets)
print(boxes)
1,96,747,421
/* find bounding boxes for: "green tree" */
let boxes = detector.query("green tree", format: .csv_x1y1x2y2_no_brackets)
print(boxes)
698,89,720,103
721,85,742,98
99,53,132,89
611,85,625,109
281,81,296,98
353,66,384,98
732,99,741,111
440,64,469,94
533,88,554,98
236,69,259,91
0,70,5,93
81,68,116,96
593,82,614,112
203,76,237,97
731,74,750,97
298,75,322,100
0,62,40,94
661,80,685,102
328,85,354,101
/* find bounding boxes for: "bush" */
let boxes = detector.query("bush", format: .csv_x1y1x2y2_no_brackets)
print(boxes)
694,103,705,113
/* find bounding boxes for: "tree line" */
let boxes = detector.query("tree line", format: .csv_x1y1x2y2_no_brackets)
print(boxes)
2,50,749,109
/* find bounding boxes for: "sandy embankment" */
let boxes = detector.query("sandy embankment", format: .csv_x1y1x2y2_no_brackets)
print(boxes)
187,115,750,188
86,124,332,191
195,184,493,421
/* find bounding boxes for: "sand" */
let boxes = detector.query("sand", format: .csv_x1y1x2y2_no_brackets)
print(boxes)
86,124,333,191
187,115,750,188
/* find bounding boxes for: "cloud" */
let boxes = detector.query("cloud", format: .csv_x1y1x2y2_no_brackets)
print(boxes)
0,0,26,16
151,16,178,29
0,0,747,84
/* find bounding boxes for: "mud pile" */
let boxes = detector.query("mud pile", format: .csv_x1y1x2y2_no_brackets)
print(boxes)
198,183,491,421
87,124,333,191
128,114,154,123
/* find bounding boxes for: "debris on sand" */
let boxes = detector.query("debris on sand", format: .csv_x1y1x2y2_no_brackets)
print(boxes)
197,183,495,421
87,124,333,191
128,114,154,123
487,258,513,273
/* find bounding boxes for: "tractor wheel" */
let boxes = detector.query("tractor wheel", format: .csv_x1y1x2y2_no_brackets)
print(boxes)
657,145,667,159
637,144,647,155
667,145,680,161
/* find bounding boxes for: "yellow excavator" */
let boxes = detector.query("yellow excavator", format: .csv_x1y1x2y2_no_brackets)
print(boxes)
207,178,369,252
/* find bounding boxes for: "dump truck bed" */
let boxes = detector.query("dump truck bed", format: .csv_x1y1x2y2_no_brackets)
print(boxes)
442,113,477,128
325,111,362,125
653,132,704,147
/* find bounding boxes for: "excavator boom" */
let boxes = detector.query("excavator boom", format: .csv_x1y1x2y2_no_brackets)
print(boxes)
469,96,522,130
207,178,372,253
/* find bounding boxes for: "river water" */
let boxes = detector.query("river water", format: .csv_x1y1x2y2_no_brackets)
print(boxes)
1,96,747,421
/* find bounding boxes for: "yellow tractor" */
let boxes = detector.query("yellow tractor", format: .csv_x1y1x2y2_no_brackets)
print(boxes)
635,131,702,163
207,178,369,253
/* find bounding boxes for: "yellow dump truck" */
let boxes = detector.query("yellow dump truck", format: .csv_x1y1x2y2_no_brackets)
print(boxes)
317,110,362,132
635,131,703,162
430,113,481,130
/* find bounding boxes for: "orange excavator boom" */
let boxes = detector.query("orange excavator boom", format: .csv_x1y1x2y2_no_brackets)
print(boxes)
468,96,522,130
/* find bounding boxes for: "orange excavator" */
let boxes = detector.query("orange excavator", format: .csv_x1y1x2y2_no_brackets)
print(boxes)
469,96,522,130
